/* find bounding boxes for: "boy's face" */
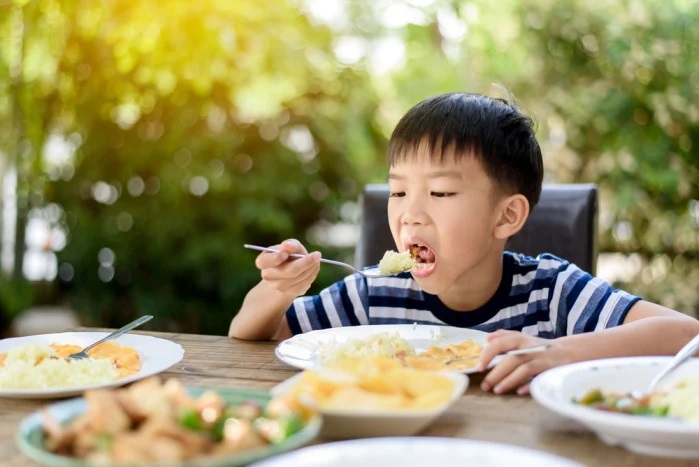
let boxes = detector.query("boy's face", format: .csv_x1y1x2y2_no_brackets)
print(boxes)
387,145,506,295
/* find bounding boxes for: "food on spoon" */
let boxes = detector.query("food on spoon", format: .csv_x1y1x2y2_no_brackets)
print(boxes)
574,376,699,421
378,249,416,274
41,377,314,464
0,341,141,390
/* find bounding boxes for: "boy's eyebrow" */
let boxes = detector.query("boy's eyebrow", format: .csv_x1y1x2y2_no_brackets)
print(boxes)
387,170,463,181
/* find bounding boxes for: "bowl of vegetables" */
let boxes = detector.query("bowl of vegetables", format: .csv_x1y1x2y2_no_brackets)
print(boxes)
531,357,699,458
17,377,321,466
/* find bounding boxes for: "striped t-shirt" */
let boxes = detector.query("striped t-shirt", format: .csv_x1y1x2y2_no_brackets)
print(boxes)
286,252,641,338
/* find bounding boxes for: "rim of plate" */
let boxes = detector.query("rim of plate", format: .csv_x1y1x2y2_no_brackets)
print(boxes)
530,356,699,435
275,324,489,372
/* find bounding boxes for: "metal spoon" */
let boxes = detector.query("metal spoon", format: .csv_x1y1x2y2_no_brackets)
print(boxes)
630,333,699,399
68,315,154,360
445,343,551,365
244,244,410,278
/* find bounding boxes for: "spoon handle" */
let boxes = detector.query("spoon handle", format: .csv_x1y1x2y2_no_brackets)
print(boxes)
647,333,699,391
81,315,154,354
243,244,356,271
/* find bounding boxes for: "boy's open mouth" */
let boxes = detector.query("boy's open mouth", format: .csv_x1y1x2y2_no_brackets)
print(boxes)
409,244,436,270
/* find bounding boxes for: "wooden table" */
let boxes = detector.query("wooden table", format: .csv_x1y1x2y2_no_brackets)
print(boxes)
2,330,699,467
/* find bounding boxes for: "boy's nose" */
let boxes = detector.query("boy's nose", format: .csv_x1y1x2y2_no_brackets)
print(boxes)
400,196,429,225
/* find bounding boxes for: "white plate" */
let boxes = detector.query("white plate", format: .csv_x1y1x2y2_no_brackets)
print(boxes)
0,332,184,399
249,436,583,467
275,324,489,373
531,357,699,458
271,370,468,439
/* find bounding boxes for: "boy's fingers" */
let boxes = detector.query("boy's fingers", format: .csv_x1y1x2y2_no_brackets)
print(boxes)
488,359,540,394
256,249,289,269
476,333,522,371
280,238,308,255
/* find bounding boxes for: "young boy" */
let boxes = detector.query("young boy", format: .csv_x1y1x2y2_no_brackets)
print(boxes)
230,93,699,395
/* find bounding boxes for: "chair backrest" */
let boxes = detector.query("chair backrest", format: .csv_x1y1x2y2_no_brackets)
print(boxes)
354,183,598,275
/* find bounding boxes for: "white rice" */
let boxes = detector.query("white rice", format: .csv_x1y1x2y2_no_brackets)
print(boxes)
316,332,416,367
378,250,415,274
0,343,117,390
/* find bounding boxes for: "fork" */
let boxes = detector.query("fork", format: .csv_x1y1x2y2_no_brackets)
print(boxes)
243,244,406,278
68,315,154,360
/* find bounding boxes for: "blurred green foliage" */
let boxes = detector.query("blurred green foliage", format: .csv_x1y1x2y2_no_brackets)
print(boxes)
0,0,697,334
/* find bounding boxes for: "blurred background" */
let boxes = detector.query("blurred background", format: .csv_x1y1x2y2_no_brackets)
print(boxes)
0,0,697,336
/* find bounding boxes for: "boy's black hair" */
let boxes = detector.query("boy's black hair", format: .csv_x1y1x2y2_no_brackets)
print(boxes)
387,93,544,208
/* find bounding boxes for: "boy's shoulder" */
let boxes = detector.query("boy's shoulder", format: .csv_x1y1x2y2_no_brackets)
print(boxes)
504,251,580,279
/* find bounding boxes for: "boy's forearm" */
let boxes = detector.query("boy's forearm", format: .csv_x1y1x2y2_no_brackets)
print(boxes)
229,281,296,340
558,316,699,362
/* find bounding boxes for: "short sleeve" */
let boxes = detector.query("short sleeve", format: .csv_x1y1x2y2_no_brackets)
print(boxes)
548,262,642,337
286,274,370,335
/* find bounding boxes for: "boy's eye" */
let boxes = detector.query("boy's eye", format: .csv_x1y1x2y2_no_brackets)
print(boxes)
389,191,405,198
431,192,455,198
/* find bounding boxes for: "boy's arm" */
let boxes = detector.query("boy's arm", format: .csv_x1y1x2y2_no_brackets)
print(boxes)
228,281,294,340
478,301,699,394
229,239,321,341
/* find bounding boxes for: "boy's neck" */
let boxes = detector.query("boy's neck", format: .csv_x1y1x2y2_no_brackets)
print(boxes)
436,253,504,312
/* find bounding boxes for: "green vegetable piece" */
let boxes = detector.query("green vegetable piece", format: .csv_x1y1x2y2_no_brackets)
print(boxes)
180,408,203,431
577,389,603,405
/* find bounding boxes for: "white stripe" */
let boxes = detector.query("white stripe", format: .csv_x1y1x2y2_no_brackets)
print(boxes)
548,265,577,333
345,277,369,325
370,307,447,324
566,276,605,335
595,292,622,330
512,269,536,287
294,299,312,333
537,257,565,270
368,276,416,289
483,302,528,324
520,324,540,336
320,288,343,327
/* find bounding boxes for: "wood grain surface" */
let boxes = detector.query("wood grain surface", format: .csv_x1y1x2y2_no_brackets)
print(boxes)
2,329,698,467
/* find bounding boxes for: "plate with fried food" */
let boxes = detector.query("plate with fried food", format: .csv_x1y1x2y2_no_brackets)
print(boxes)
271,358,467,438
275,324,490,374
17,377,321,466
0,332,184,399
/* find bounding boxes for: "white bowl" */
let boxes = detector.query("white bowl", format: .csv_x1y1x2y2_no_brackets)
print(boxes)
272,370,468,439
531,357,699,458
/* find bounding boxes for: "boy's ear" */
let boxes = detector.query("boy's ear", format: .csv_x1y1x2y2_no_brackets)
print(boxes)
493,194,529,240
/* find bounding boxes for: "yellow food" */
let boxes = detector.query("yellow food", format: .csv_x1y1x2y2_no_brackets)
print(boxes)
316,332,415,367
651,376,699,421
0,344,116,390
288,358,455,411
0,341,142,390
378,250,416,274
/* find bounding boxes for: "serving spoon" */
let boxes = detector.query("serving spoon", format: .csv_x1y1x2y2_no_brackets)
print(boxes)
244,244,410,278
630,333,699,400
68,315,154,360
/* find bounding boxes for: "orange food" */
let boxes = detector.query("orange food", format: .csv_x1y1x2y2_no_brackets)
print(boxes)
401,339,482,371
50,342,141,378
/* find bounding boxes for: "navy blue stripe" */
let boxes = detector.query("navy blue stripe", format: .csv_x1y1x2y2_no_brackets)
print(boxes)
338,281,361,326
285,306,303,335
311,295,332,329
581,286,611,333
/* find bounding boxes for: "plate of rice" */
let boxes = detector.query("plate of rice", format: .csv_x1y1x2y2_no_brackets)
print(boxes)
0,332,184,399
274,324,489,374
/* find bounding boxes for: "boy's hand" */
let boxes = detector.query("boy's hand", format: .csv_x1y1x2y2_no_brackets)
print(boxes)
256,239,321,298
477,330,574,396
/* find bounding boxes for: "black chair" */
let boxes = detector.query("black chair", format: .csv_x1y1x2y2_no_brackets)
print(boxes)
354,183,598,275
